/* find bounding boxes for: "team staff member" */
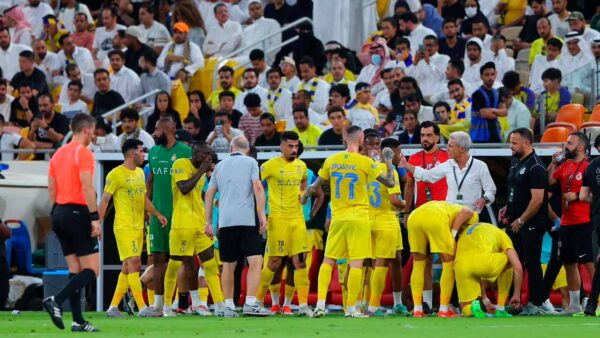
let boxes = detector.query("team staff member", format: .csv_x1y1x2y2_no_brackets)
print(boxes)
43,113,100,332
302,126,396,318
548,132,595,315
100,139,167,318
146,116,192,313
455,222,523,318
499,128,548,316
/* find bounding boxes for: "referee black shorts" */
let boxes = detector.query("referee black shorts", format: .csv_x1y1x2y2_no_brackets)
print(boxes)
218,226,263,263
558,223,594,264
52,204,99,257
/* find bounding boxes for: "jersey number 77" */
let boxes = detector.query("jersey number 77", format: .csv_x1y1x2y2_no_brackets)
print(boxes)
332,172,359,200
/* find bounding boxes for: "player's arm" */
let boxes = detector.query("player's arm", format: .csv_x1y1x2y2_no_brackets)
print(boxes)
403,174,414,213
176,161,211,195
515,188,544,224
98,192,112,221
146,171,154,200
302,176,325,203
204,185,217,239
48,176,56,206
547,152,561,186
144,195,167,226
506,248,523,303
375,148,396,188
311,187,325,220
450,207,474,238
80,170,101,238
389,193,405,209
252,179,267,234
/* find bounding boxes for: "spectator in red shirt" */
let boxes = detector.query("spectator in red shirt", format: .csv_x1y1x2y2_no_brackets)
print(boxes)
238,93,263,146
71,12,93,52
548,132,595,315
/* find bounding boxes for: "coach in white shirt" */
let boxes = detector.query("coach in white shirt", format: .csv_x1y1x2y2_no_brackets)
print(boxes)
0,28,32,80
24,0,53,38
242,0,281,59
158,22,205,79
108,50,141,103
138,3,171,53
398,12,436,55
203,3,242,57
399,131,496,213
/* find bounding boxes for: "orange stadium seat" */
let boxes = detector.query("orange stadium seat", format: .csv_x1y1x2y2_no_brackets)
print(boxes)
541,126,570,143
553,104,585,129
589,104,600,122
543,122,576,133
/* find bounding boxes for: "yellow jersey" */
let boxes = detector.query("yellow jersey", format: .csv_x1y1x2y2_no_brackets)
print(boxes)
171,158,206,229
319,151,381,220
456,222,514,260
369,162,401,229
416,200,479,228
104,165,147,231
261,156,307,219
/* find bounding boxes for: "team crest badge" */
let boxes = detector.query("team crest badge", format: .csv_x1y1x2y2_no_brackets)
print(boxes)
171,154,177,161
519,168,526,175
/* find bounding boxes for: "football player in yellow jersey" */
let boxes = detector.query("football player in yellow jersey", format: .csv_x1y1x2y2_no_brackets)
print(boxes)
362,130,406,317
455,222,523,318
255,131,314,316
162,142,226,317
400,198,478,318
302,125,396,318
99,139,168,318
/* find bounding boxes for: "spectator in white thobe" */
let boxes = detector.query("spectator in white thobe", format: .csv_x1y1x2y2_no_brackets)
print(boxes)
108,50,141,103
202,3,242,58
158,22,205,79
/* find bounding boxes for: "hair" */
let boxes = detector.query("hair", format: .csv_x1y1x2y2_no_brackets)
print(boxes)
346,125,363,142
329,84,350,99
280,131,300,142
65,63,79,77
18,81,32,90
327,105,346,117
218,65,234,76
67,80,82,91
466,40,482,51
19,50,34,60
58,32,71,46
399,12,418,24
509,127,534,144
363,128,379,139
214,3,227,14
141,48,158,66
542,67,562,81
403,110,417,119
71,113,96,133
420,121,440,136
449,131,472,150
293,106,309,118
424,35,437,44
380,137,400,149
380,68,393,79
266,67,282,77
120,107,140,121
215,111,232,120
498,87,511,99
395,36,411,49
529,0,544,5
443,18,456,27
0,114,4,125
494,34,507,42
0,79,7,87
75,12,88,21
95,116,111,133
260,113,275,123
183,115,201,128
231,135,249,150
140,3,155,14
243,93,261,108
108,49,125,60
249,49,265,61
102,6,118,18
447,78,464,88
399,76,418,88
299,56,315,68
448,59,465,76
329,49,347,59
501,71,521,89
479,61,496,75
219,90,236,101
94,68,110,78
172,0,206,33
547,37,563,50
381,17,397,29
122,139,143,156
433,101,451,113
243,67,259,78
570,131,590,152
295,90,312,102
404,93,420,104
192,141,211,153
472,17,488,27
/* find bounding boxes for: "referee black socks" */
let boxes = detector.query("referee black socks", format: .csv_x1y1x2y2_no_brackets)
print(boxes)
55,269,96,319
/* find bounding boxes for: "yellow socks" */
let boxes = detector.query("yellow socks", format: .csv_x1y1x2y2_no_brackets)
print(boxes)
411,260,426,309
294,268,310,306
368,266,388,310
163,260,183,307
127,272,147,309
147,288,155,306
497,268,513,307
257,267,276,303
346,268,362,310
199,287,209,306
462,303,473,317
110,273,129,307
317,263,333,304
203,258,224,304
440,262,455,309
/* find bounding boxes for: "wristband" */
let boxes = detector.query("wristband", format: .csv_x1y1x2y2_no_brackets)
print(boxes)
482,298,491,307
89,211,100,221
451,229,458,239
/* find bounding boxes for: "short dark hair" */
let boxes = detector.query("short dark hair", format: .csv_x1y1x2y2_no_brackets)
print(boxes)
442,18,456,27
448,59,465,76
327,105,345,117
108,49,125,60
0,114,5,125
249,49,265,61
433,101,451,113
183,115,201,128
141,48,158,66
120,107,139,121
466,40,482,51
472,17,487,27
479,61,496,75
219,90,235,101
542,67,562,81
243,93,261,108
71,113,96,133
420,121,440,136
395,36,411,49
215,111,232,120
346,125,362,136
364,128,379,138
329,84,350,99
502,71,521,89
292,106,309,118
509,127,533,144
399,12,418,24
214,3,227,14
68,80,83,90
65,63,79,77
122,139,143,156
266,67,282,77
404,93,420,104
447,78,464,88
38,93,53,104
19,50,34,60
243,67,259,78
380,137,400,149
299,56,315,68
295,90,312,102
140,3,155,14
102,6,118,17
94,68,110,78
18,81,32,90
381,68,393,79
547,37,563,49
570,131,590,152
218,65,234,76
280,131,299,142
381,16,397,28
0,79,7,87
260,113,275,123
424,35,437,44
58,32,71,46
403,110,417,119
95,116,111,133
498,87,511,99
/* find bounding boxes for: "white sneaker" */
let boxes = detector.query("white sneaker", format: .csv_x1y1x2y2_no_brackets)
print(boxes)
191,305,212,316
541,299,558,314
560,305,583,316
139,306,162,317
105,306,122,318
298,305,313,317
311,307,326,318
345,311,369,318
163,307,176,317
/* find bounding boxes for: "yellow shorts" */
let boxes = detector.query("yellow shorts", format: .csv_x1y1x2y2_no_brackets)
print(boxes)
325,218,372,260
455,253,508,303
214,248,222,266
542,264,568,290
407,212,455,255
308,229,324,250
396,226,403,251
265,217,309,257
115,229,144,261
169,228,214,256
371,226,398,259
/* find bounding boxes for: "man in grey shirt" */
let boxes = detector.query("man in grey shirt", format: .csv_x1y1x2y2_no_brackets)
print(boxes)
205,136,270,317
139,49,171,106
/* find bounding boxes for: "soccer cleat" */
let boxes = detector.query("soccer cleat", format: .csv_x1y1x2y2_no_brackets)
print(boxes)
297,305,313,317
223,307,240,318
422,302,433,315
214,304,225,317
163,307,176,317
71,321,99,332
437,309,460,318
494,310,512,318
282,305,294,315
105,307,122,318
365,309,387,317
176,308,191,315
393,304,411,316
139,306,162,317
345,311,369,318
243,303,273,317
43,296,65,330
541,299,558,314
560,304,583,316
270,304,281,314
311,307,326,318
123,291,135,315
412,310,425,318
584,299,598,316
471,300,486,319
190,305,212,316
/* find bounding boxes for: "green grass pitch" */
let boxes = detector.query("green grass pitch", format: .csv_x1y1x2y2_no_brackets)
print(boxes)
2,312,600,337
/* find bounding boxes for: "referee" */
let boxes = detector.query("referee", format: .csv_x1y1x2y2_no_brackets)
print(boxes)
43,114,100,332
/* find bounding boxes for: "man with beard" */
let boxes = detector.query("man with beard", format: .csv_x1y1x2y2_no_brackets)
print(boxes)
146,117,191,315
234,68,269,115
499,128,548,315
547,0,570,38
512,0,551,52
547,132,595,315
0,28,31,81
27,94,69,158
123,26,154,75
438,19,466,62
528,17,559,66
157,22,205,80
32,39,61,86
91,69,125,119
567,12,600,46
207,66,243,109
58,64,96,106
118,108,155,149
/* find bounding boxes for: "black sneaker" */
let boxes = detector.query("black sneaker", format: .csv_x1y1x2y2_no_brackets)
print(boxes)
423,303,433,315
71,321,99,332
584,300,598,316
42,296,64,330
123,290,135,315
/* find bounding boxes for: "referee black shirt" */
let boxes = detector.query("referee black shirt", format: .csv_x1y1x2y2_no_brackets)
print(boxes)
506,150,548,225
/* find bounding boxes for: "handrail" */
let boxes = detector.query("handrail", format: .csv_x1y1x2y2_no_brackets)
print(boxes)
102,89,161,131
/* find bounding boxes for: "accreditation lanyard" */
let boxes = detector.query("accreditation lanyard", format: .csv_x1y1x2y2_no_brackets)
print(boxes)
422,150,439,201
452,158,474,201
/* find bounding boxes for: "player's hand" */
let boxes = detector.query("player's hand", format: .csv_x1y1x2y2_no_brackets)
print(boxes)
551,151,563,165
498,206,507,220
205,222,214,239
509,295,521,309
300,190,310,205
91,220,101,239
258,216,267,235
398,153,408,168
382,147,394,162
474,198,486,210
157,214,168,227
510,219,522,233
